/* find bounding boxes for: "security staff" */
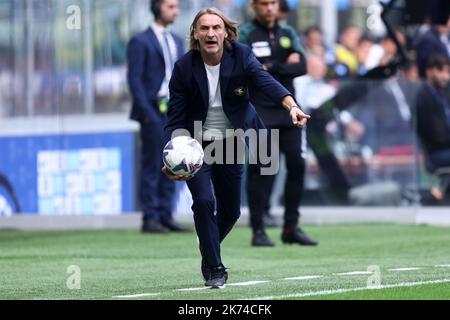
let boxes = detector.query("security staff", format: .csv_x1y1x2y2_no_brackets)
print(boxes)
240,0,318,247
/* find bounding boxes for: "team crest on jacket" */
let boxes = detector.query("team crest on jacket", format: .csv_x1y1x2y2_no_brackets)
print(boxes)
234,87,245,96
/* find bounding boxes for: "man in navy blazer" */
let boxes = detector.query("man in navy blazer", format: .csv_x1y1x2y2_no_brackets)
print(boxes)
127,0,190,233
163,8,310,288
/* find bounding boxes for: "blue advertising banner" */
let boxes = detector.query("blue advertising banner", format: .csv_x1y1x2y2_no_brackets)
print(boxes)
0,132,135,215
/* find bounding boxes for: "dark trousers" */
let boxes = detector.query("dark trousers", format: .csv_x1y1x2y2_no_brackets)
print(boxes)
140,122,175,224
247,126,306,231
187,139,243,267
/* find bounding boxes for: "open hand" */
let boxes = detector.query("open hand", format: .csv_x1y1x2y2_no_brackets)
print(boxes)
161,165,194,181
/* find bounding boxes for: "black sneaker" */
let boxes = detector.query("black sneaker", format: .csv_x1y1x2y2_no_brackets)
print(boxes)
281,227,318,246
252,229,275,247
204,265,228,289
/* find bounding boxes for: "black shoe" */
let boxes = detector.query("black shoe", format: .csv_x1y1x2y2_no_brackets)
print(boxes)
281,227,318,246
161,220,192,233
204,265,228,289
251,229,275,247
141,219,169,234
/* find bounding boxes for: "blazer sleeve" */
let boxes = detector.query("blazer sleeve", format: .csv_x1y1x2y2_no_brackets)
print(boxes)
126,37,159,122
164,62,189,144
245,49,295,105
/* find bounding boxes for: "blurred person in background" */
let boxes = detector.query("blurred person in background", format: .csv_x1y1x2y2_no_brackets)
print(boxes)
239,0,318,247
127,0,191,234
414,15,450,79
276,0,289,25
302,25,335,66
354,35,374,76
334,25,363,77
365,31,406,71
295,53,365,202
416,54,450,168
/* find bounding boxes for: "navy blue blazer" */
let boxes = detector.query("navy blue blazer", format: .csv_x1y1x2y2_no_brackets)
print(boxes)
127,27,185,124
165,40,292,143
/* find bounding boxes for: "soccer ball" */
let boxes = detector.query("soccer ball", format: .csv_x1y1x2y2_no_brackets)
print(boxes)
163,136,204,176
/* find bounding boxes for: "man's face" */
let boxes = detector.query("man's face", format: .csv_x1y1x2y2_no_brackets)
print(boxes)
159,0,179,25
306,30,322,48
341,27,362,51
429,65,450,89
252,0,279,25
307,55,327,80
195,14,227,57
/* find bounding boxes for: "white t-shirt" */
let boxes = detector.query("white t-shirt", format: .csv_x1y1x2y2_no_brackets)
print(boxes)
203,63,233,140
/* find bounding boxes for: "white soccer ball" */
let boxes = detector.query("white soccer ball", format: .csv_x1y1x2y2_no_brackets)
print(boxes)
163,136,204,176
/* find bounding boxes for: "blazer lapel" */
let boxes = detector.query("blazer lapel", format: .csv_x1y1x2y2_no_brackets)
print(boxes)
147,27,164,61
192,52,209,110
220,48,234,100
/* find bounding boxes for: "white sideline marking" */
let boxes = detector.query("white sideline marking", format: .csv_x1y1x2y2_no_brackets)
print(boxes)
284,276,322,281
435,265,450,268
334,271,373,276
176,281,269,291
113,293,160,298
388,267,423,271
228,281,270,286
250,278,450,300
176,287,209,292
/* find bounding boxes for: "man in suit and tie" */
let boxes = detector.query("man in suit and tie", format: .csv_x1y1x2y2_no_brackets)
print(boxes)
162,8,310,288
127,0,191,233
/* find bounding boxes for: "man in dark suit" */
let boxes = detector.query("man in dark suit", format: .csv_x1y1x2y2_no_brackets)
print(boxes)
127,0,190,233
416,54,450,168
162,8,310,288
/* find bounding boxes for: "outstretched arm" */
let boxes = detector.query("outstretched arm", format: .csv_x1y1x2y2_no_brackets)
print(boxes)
246,50,310,127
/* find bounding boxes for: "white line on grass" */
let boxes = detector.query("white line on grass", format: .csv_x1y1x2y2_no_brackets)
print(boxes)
435,265,450,268
388,267,423,271
176,281,270,292
228,281,270,286
333,271,373,276
113,293,160,298
249,278,450,300
176,287,210,292
284,276,322,281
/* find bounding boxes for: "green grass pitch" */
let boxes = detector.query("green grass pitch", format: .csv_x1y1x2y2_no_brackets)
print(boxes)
0,224,449,300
